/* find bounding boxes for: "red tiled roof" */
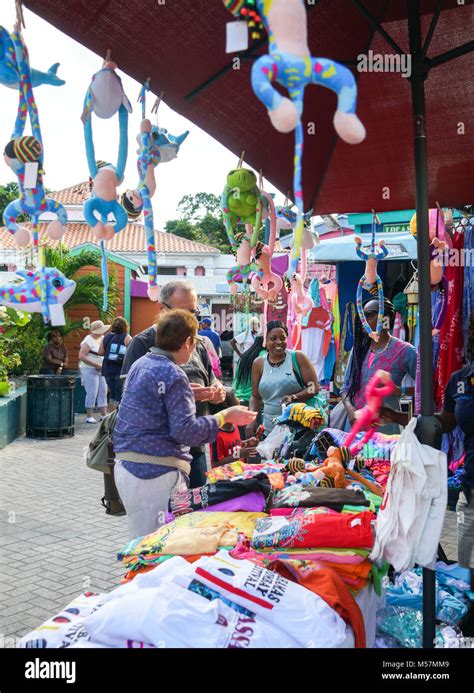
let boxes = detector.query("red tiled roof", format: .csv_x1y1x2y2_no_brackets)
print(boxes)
0,222,221,254
50,182,91,205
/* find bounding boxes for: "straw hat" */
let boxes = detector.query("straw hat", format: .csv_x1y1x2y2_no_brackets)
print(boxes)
90,320,111,335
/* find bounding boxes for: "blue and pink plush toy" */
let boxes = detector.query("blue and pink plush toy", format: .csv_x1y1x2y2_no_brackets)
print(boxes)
224,0,365,279
2,26,67,249
121,83,189,301
82,61,132,242
0,25,71,325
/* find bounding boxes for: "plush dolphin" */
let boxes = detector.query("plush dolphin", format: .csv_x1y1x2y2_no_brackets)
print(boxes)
137,125,189,164
0,268,76,324
0,27,65,88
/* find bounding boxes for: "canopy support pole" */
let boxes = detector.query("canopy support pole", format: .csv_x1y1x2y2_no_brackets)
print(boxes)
407,0,443,650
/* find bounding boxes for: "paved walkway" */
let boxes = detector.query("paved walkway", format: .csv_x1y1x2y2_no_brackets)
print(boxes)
0,419,128,647
0,419,458,647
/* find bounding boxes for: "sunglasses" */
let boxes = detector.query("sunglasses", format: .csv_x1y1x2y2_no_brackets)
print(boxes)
162,302,200,318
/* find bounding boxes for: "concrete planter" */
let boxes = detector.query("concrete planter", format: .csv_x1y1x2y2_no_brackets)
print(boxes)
0,385,27,449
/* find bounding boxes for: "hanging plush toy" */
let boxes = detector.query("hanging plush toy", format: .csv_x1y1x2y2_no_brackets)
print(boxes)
82,59,132,309
224,0,365,288
82,61,132,241
354,213,388,342
0,26,64,88
251,190,282,299
121,85,189,301
2,28,68,249
221,167,263,295
344,369,395,454
0,268,76,325
410,208,450,335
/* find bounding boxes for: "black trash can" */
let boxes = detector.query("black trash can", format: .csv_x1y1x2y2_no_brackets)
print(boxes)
26,375,75,439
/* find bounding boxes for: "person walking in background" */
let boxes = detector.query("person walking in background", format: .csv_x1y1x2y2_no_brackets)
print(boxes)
120,280,226,487
79,320,110,424
113,310,257,539
99,317,132,410
41,330,68,375
199,317,222,358
246,320,319,437
231,317,260,372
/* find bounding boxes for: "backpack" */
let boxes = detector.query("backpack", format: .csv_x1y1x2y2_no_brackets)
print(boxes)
104,334,127,364
85,408,118,474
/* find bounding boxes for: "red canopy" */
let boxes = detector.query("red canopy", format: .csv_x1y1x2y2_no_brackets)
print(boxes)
24,0,473,213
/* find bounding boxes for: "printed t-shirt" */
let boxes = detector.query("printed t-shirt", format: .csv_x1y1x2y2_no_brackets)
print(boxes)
211,426,242,465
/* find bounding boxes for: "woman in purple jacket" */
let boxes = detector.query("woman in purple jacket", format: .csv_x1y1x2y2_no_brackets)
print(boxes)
113,309,257,539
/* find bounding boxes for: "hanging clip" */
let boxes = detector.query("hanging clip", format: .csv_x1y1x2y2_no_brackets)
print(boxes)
258,170,264,189
104,48,112,65
151,91,164,114
237,151,245,169
371,209,381,225
15,0,25,29
138,79,150,102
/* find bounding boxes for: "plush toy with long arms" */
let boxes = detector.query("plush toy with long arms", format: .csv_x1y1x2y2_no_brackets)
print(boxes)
122,85,190,301
82,62,131,241
344,369,395,456
251,190,282,301
354,213,388,341
286,239,313,348
2,28,67,249
122,83,158,300
0,26,64,89
225,0,366,279
221,168,263,294
410,209,449,335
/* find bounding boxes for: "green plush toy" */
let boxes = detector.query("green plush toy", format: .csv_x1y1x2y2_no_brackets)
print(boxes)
221,168,264,295
225,169,261,224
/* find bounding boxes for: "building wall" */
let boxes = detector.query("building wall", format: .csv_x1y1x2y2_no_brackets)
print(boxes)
130,297,158,338
64,263,125,369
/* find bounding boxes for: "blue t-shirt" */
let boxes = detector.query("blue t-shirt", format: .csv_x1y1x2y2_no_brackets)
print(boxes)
444,364,474,488
198,328,221,353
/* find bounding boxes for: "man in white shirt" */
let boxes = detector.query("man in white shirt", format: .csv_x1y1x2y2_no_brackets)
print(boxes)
230,317,260,370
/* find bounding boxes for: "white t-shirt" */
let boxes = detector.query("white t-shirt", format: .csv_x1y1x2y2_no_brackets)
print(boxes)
80,335,104,369
233,331,257,365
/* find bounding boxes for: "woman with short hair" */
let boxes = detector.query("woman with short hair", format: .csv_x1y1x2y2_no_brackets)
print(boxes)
113,309,257,539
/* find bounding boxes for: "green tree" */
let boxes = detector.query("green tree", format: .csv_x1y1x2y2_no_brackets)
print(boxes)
177,192,221,222
166,192,230,253
11,246,120,376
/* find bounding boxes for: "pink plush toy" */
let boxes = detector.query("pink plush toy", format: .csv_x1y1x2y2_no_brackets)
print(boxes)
287,245,313,348
344,369,395,455
251,191,282,301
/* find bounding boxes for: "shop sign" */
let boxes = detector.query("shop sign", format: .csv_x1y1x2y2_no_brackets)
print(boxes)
383,223,411,233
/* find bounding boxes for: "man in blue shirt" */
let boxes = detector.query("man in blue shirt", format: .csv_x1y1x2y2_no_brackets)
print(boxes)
199,317,222,358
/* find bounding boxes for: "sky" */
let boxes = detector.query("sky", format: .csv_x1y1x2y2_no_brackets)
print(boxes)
0,6,284,229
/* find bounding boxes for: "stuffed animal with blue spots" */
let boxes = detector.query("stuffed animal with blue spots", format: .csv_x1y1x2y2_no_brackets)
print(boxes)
2,27,67,249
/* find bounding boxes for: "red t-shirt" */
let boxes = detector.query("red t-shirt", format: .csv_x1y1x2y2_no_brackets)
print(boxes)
211,426,242,465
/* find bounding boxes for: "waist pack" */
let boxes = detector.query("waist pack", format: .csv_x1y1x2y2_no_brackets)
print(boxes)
85,408,118,474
